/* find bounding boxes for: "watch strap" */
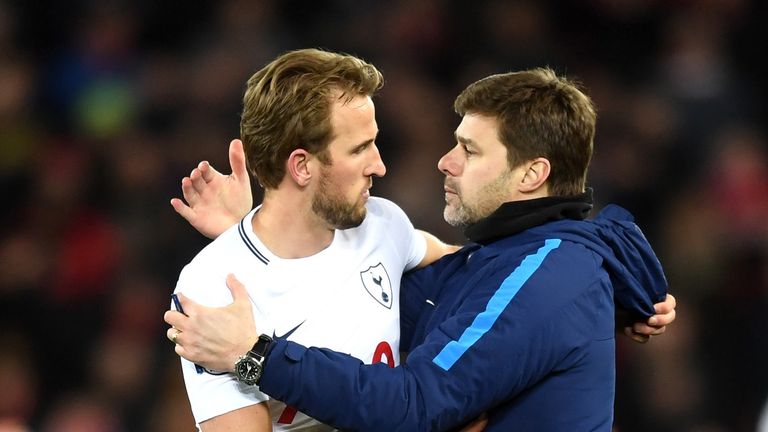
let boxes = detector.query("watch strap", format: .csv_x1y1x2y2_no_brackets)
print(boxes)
234,334,273,386
248,334,273,360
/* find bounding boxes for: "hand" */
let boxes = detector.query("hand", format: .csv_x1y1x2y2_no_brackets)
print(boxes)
171,139,253,239
624,293,677,343
459,413,488,432
164,274,258,372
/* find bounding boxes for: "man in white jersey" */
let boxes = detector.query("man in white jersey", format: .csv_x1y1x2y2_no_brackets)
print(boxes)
171,49,456,431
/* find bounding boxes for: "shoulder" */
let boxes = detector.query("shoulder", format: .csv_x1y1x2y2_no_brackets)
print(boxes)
490,228,599,268
474,236,602,301
187,223,243,268
469,239,612,337
359,196,413,231
175,224,243,301
366,196,407,218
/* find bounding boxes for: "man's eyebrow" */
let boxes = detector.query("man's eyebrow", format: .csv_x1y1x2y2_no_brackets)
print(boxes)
454,132,474,145
358,131,379,146
355,138,375,148
353,132,378,150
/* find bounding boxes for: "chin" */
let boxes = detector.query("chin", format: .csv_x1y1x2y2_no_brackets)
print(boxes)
444,207,475,228
335,207,367,230
352,207,368,225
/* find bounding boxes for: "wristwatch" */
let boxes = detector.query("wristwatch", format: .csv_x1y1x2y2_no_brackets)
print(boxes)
234,334,273,385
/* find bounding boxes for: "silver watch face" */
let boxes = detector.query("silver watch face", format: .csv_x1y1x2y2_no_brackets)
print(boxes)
235,355,263,385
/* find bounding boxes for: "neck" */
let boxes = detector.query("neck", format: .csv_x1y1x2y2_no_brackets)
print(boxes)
464,188,594,244
251,189,335,259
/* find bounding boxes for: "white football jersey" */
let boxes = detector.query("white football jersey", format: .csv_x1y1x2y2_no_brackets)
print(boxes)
176,197,426,431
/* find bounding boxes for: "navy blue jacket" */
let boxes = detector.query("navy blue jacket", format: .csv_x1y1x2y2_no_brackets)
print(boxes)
258,202,667,431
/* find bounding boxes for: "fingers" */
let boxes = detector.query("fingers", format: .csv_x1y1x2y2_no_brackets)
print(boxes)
181,176,199,205
648,308,676,327
199,160,222,183
164,309,188,328
624,327,650,344
167,327,182,343
173,335,194,362
175,292,202,316
226,273,250,303
648,294,677,327
190,167,207,195
170,198,196,222
229,139,249,180
633,322,666,336
653,293,677,314
187,161,223,199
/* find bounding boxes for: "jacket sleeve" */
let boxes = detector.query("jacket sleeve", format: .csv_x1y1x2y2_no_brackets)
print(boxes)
258,245,607,431
399,246,476,352
399,266,433,353
594,205,668,317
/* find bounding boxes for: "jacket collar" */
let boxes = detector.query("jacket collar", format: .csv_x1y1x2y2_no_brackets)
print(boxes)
464,188,594,245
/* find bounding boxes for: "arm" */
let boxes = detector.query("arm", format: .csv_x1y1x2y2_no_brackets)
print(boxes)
400,246,478,352
593,205,675,343
258,261,602,431
165,262,675,431
256,234,661,431
171,268,268,430
166,278,441,429
200,405,271,432
171,139,253,239
176,255,592,431
416,229,460,268
168,266,590,431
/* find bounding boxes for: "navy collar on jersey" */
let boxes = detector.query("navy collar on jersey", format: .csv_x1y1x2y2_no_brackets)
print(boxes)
239,215,270,265
464,188,593,245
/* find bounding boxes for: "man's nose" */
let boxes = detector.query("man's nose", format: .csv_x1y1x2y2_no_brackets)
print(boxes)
366,144,387,177
438,146,460,176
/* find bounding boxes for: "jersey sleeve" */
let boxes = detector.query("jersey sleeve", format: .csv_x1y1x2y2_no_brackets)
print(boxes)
372,197,426,271
258,243,611,431
174,260,269,425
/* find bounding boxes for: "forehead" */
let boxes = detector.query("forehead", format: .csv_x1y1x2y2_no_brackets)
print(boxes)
455,113,503,150
329,94,377,147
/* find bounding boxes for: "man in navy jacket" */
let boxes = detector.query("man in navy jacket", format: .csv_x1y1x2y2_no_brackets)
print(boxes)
167,67,671,431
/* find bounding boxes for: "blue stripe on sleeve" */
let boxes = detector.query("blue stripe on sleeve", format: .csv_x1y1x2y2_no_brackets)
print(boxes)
432,238,562,371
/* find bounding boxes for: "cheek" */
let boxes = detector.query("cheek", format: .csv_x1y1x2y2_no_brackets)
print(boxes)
333,167,363,196
461,169,491,194
462,168,505,203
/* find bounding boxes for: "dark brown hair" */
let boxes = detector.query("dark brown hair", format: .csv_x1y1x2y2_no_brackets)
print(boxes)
454,67,596,196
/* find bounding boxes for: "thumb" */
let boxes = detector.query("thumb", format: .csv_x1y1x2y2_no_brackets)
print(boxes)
654,293,676,314
226,273,250,303
229,139,249,181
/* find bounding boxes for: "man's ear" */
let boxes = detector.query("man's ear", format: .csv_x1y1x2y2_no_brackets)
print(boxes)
519,157,551,192
286,149,313,187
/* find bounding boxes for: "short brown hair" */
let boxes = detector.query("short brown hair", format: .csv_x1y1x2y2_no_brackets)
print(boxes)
454,67,596,196
240,49,383,189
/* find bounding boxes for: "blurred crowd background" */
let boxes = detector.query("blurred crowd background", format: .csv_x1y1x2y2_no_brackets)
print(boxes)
1,0,766,431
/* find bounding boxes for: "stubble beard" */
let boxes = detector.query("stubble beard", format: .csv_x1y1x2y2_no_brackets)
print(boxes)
443,170,513,228
312,166,367,230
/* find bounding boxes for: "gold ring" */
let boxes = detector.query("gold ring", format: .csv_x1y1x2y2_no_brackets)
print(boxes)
171,329,180,344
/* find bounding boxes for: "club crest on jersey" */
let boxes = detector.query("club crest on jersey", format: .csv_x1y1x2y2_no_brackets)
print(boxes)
360,263,393,309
